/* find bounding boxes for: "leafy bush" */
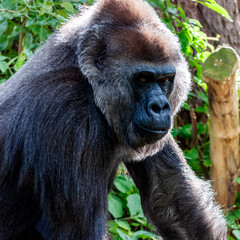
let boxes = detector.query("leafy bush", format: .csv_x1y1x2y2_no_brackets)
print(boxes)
108,165,158,240
0,0,93,82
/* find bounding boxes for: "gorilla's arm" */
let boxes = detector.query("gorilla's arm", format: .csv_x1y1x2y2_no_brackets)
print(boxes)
125,135,227,240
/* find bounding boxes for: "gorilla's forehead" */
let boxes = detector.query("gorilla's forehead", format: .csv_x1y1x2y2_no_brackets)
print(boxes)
107,25,181,64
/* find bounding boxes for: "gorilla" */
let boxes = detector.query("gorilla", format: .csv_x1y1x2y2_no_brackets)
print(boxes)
0,0,227,239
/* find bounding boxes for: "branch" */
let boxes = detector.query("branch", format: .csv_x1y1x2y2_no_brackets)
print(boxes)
0,7,27,13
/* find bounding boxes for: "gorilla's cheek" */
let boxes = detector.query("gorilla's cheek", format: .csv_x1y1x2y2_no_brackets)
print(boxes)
93,86,133,137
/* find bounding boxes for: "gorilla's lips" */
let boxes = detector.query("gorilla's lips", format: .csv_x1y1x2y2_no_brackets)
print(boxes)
135,124,169,145
138,124,169,134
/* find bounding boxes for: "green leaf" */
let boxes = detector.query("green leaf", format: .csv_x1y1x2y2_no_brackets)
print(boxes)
0,0,14,10
60,2,74,13
183,102,190,110
7,56,18,66
130,222,140,227
31,25,41,35
185,148,199,161
79,0,93,3
133,230,159,238
116,229,133,240
168,6,178,15
194,0,232,22
127,194,143,217
7,25,21,39
0,56,7,61
25,17,35,27
108,220,119,236
203,159,212,167
233,230,240,239
188,19,202,27
108,194,124,218
195,106,208,114
178,30,192,54
24,48,34,59
132,216,147,225
197,122,206,135
114,175,133,194
40,27,50,42
14,52,25,71
226,212,238,227
43,1,53,13
115,220,131,231
185,148,201,172
0,35,9,50
166,0,171,8
235,177,240,184
0,61,8,73
197,90,208,104
233,209,240,218
23,33,33,49
171,128,180,138
177,4,186,20
147,0,165,11
179,124,192,139
0,20,8,36
0,79,6,84
56,10,68,19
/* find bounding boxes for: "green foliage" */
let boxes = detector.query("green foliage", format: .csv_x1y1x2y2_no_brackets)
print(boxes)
226,184,240,239
0,0,92,82
193,0,232,21
108,168,157,240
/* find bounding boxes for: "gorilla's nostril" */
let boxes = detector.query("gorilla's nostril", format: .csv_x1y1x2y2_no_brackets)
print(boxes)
150,103,161,114
162,102,169,110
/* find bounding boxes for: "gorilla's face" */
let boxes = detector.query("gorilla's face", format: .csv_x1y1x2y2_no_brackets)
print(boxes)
87,57,176,149
129,65,175,147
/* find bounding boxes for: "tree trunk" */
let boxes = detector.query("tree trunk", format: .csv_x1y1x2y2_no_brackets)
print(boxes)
202,47,239,208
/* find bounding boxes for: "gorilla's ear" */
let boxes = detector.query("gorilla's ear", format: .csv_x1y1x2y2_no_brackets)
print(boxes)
95,48,107,71
78,30,109,77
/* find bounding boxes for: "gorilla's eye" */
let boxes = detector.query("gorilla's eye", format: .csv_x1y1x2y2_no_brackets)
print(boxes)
163,77,169,83
135,71,154,85
137,76,152,85
158,75,175,85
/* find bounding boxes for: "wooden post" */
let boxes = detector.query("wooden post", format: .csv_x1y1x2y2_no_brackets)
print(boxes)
202,47,240,209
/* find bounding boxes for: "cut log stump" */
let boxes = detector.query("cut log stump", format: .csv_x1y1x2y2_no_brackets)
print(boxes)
202,46,239,209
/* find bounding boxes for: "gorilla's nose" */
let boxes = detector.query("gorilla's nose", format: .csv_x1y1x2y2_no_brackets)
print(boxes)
147,97,171,120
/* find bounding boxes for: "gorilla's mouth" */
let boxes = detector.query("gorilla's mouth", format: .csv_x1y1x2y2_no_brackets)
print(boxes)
133,124,169,145
138,124,169,134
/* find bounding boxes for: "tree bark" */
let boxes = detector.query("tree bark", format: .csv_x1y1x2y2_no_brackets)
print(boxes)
202,47,239,209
